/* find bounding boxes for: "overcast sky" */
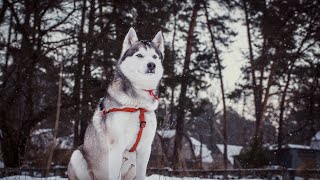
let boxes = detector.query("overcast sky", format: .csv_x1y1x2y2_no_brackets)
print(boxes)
199,9,249,115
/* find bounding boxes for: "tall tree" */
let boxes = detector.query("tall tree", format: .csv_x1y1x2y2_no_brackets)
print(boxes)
203,0,228,171
0,0,76,167
173,0,200,169
73,0,87,148
235,0,320,152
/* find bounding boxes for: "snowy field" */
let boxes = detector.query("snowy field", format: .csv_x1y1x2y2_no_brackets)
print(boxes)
0,175,265,180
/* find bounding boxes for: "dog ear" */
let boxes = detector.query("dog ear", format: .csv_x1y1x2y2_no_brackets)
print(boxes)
121,27,138,57
152,31,164,55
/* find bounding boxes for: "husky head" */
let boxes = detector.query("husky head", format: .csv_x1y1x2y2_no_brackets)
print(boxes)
117,28,164,91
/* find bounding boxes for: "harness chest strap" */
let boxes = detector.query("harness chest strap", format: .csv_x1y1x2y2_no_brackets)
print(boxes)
144,89,159,101
101,90,158,152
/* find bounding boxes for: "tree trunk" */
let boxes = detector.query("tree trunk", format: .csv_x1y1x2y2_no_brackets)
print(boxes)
46,63,63,175
277,63,294,163
169,2,177,125
242,0,266,143
170,86,175,125
255,61,276,140
73,0,87,148
2,13,13,88
98,0,113,88
1,126,20,167
243,0,259,122
308,66,318,136
199,135,203,169
17,0,33,167
80,0,96,144
172,1,200,169
203,0,228,173
0,0,8,25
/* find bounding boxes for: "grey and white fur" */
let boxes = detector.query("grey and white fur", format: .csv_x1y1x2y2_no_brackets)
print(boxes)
67,28,164,180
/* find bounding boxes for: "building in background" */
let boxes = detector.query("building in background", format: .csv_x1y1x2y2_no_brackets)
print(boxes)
267,132,320,169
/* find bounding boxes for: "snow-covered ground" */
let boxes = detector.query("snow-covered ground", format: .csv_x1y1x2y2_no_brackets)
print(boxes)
0,176,64,180
0,175,264,180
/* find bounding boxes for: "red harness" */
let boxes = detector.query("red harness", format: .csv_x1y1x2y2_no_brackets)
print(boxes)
101,90,159,152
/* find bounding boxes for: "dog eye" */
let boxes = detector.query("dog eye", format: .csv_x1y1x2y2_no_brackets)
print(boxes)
136,54,143,58
153,55,157,59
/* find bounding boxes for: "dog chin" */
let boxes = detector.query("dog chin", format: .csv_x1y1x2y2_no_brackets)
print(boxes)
135,79,160,90
130,74,161,90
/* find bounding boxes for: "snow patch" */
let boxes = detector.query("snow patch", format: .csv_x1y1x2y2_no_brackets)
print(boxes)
286,144,310,149
312,131,320,140
157,129,176,139
311,131,320,150
216,144,243,165
0,175,263,180
0,176,66,180
190,137,213,163
31,128,73,149
268,144,310,150
56,134,74,149
33,128,52,135
147,175,213,180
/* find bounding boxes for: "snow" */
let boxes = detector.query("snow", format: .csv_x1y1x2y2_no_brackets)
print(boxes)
286,144,310,149
156,130,213,163
56,135,73,149
31,128,73,149
148,175,214,180
0,175,263,180
268,144,310,150
312,131,320,140
0,176,66,180
157,129,176,139
311,131,320,150
216,144,243,165
189,137,213,163
32,128,52,135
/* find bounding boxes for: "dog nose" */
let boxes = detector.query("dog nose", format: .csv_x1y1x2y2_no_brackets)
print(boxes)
147,62,156,70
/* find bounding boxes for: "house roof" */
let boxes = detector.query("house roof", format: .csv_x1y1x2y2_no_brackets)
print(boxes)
216,144,243,165
157,129,176,139
268,144,311,150
189,137,213,163
312,131,320,141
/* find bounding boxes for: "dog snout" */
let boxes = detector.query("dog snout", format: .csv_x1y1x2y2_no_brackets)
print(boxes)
147,62,156,70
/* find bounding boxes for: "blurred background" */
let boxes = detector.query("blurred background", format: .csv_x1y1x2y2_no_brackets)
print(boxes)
0,0,319,178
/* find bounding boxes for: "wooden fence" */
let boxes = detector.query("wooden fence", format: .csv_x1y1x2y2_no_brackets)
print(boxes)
0,168,319,179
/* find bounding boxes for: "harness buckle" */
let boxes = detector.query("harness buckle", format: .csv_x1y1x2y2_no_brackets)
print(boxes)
140,121,146,128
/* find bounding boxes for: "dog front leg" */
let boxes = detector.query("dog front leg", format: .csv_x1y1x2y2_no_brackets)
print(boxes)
136,147,151,180
106,147,123,180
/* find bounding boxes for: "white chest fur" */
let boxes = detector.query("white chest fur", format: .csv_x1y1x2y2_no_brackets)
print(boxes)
92,109,157,151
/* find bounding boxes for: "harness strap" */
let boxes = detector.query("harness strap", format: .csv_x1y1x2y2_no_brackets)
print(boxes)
101,89,159,152
129,108,148,152
144,90,159,101
102,108,147,152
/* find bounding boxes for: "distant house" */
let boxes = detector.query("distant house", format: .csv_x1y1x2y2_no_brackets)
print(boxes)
215,144,243,169
267,132,320,169
268,141,320,169
150,129,214,169
150,129,243,169
311,131,320,150
24,128,73,167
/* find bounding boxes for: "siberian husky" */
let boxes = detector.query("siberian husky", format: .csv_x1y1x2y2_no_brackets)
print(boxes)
68,28,164,180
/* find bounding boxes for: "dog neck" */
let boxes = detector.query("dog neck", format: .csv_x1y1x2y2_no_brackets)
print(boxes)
106,77,159,111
